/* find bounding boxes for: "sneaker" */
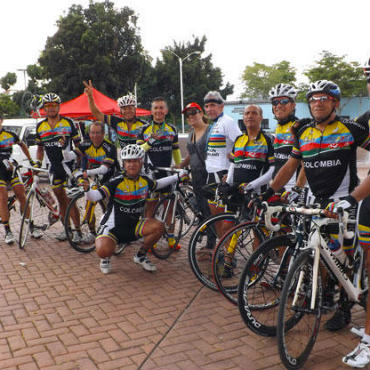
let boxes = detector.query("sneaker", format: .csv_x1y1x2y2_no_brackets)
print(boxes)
100,258,111,274
81,232,95,244
72,231,82,243
343,342,370,368
133,254,157,272
55,230,67,241
325,306,351,331
5,231,15,244
31,229,42,239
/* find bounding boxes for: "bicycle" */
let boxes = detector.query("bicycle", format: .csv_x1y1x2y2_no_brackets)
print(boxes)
151,166,201,260
273,205,367,370
18,166,60,249
188,184,257,291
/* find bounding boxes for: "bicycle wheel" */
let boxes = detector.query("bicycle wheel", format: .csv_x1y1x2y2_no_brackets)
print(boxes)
237,235,295,336
19,190,35,249
178,185,198,237
188,212,238,290
64,192,106,253
277,249,322,370
213,221,265,305
152,194,183,260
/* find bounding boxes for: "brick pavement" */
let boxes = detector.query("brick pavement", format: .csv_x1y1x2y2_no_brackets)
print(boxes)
0,163,368,370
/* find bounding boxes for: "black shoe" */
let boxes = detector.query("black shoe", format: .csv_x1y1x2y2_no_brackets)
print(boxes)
325,307,351,331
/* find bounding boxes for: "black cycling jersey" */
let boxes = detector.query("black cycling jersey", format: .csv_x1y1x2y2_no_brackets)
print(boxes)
291,116,370,199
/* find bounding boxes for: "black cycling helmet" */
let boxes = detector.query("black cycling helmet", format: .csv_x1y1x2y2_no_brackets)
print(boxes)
306,80,341,101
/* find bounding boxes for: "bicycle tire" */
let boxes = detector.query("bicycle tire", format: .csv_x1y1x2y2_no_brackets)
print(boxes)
277,249,322,370
188,212,238,290
18,190,35,249
178,185,198,237
237,234,295,336
213,221,265,305
152,194,183,260
64,192,106,253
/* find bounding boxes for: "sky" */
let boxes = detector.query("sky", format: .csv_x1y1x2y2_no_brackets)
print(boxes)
1,0,370,100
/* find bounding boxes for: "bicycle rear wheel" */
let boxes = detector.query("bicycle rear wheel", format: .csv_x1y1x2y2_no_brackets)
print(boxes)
188,213,238,290
237,235,295,336
64,192,106,253
152,194,183,259
277,249,322,370
213,221,265,305
19,190,35,249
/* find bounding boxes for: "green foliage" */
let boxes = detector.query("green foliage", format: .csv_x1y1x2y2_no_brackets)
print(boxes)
0,94,20,117
0,72,17,91
241,61,296,99
37,1,152,101
304,50,367,97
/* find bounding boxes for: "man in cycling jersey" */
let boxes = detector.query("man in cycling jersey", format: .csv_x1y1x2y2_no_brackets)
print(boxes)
204,91,242,215
329,60,370,368
81,144,187,274
136,96,182,248
263,80,370,333
35,93,81,241
83,80,146,148
0,114,40,244
61,121,119,242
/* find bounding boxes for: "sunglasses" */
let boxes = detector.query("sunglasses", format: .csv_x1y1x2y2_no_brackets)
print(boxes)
185,109,199,117
271,98,291,106
308,95,335,103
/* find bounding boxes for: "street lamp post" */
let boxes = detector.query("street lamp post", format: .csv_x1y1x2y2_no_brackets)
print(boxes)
17,68,28,90
165,49,201,133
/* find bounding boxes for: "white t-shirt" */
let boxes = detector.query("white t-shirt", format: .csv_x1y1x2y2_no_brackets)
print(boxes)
205,113,242,173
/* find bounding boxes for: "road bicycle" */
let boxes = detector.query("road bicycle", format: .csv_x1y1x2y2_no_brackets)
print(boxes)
18,166,60,249
272,205,367,370
151,166,201,259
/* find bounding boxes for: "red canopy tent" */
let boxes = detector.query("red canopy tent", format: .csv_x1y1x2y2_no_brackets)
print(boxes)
32,88,151,119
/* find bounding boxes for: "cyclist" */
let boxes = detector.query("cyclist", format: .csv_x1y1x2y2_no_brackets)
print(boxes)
263,80,370,332
0,114,40,243
203,91,242,217
329,59,370,368
61,121,119,242
83,80,146,148
81,144,187,274
136,96,182,249
35,93,81,241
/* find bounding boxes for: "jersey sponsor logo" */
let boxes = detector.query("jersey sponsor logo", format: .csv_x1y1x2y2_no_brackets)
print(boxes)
235,163,257,170
275,152,290,160
44,141,61,147
119,206,143,214
150,145,172,152
304,159,341,169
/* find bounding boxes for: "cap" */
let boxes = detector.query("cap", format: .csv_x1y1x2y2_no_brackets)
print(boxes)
182,102,202,114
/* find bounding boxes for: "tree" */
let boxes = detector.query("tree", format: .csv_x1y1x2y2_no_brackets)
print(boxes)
304,51,366,97
241,61,296,99
0,94,20,117
152,35,234,122
37,1,153,102
0,72,17,92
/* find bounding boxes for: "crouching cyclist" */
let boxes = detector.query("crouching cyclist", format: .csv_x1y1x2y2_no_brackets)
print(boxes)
81,144,188,274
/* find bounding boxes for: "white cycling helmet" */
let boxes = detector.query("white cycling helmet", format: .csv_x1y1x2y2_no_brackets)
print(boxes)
117,93,137,107
268,84,297,101
364,57,370,79
42,93,61,106
120,144,145,161
306,80,341,100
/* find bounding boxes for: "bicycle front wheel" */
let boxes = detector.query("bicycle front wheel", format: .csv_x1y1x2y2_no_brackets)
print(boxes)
213,221,265,305
277,249,322,370
19,190,35,249
237,235,295,337
64,192,106,253
152,194,183,260
188,212,238,290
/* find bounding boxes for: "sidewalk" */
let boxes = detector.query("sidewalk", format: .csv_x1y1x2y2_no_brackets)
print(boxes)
0,219,366,370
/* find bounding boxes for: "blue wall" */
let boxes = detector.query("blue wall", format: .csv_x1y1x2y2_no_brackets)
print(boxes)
224,97,370,133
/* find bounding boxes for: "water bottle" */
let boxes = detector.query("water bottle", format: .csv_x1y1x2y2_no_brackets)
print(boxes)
328,239,347,265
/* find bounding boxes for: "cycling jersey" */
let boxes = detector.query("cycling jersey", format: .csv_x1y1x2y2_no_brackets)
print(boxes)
74,138,118,180
104,115,146,148
355,110,370,127
205,113,242,173
0,129,21,187
36,116,80,165
137,121,180,168
291,116,370,199
231,130,274,184
273,117,297,189
99,173,156,224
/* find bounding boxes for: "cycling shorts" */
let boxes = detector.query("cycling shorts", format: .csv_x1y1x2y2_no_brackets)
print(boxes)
49,162,73,190
0,167,22,189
